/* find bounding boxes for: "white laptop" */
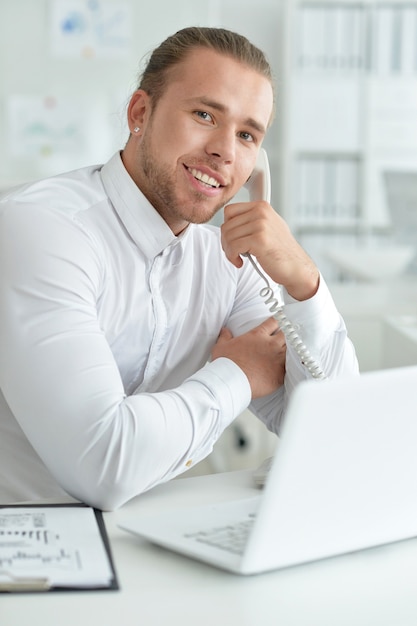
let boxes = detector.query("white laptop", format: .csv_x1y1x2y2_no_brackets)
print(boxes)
119,365,417,575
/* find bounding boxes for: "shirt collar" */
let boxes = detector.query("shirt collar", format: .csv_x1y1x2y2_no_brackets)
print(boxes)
100,151,185,259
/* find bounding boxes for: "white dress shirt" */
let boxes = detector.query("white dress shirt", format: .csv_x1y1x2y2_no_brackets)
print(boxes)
0,152,358,510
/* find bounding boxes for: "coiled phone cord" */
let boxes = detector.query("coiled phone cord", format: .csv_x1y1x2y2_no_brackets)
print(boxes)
245,254,327,380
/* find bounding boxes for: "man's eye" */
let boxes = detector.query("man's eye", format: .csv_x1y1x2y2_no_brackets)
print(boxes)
240,131,254,142
195,111,212,122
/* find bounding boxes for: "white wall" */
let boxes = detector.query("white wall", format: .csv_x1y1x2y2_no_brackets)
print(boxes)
0,0,282,188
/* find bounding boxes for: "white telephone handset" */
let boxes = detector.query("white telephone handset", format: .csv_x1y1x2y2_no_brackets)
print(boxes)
243,148,326,380
246,147,271,204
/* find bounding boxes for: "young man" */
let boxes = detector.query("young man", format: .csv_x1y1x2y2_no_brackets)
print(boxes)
0,27,358,510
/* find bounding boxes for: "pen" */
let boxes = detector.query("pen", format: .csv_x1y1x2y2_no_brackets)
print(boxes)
0,571,51,592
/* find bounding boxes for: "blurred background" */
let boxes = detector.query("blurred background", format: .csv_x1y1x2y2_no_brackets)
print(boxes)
1,0,417,473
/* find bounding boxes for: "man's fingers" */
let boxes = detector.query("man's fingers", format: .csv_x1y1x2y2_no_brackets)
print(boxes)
257,316,280,336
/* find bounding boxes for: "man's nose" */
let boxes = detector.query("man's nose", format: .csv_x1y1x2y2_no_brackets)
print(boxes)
205,128,236,163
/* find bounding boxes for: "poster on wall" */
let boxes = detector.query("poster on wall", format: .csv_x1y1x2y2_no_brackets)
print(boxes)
49,0,132,59
7,95,87,160
6,93,122,178
5,94,100,177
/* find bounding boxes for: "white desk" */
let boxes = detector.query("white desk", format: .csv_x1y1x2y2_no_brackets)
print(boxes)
3,469,417,626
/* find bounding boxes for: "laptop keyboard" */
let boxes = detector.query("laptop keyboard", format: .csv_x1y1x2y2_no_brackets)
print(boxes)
184,514,256,555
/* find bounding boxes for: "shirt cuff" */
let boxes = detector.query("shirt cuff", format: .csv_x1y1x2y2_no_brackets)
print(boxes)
281,273,344,348
195,357,252,428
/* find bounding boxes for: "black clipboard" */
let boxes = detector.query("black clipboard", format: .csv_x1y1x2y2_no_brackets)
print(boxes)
0,503,119,593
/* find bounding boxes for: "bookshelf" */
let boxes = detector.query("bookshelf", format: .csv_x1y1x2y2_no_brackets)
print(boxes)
277,0,417,279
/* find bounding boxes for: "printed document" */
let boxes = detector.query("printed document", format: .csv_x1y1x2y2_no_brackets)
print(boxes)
0,505,117,591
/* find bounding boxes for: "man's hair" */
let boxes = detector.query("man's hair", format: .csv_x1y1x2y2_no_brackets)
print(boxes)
137,26,274,106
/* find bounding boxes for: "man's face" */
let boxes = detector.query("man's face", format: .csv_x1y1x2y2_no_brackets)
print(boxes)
124,47,274,234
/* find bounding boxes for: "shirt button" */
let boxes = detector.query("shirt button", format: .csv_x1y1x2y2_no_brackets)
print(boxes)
185,460,193,467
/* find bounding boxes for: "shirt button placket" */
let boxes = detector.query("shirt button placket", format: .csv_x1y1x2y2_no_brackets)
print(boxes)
143,254,168,386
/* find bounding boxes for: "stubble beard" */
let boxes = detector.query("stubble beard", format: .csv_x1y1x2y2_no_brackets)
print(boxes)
138,133,230,227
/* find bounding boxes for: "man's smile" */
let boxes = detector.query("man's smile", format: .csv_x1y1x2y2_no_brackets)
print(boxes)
187,167,222,189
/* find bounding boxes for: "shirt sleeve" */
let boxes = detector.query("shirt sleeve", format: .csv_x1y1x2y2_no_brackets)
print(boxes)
0,203,251,510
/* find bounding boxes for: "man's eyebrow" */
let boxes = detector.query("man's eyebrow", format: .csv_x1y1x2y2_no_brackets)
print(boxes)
188,96,267,135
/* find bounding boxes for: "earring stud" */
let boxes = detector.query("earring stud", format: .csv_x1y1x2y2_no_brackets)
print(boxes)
133,127,140,133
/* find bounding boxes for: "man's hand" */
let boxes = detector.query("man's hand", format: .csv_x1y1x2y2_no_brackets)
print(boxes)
211,317,286,399
221,200,319,301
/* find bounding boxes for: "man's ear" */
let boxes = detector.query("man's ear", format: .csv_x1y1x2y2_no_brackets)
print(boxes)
127,90,151,135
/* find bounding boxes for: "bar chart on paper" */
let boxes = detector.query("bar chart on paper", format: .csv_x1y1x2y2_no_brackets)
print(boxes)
0,506,117,591
0,526,79,570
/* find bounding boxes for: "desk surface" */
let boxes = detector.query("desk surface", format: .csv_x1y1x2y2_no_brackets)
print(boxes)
2,469,417,626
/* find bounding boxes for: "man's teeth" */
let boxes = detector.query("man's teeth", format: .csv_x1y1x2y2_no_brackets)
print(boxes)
189,168,220,188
